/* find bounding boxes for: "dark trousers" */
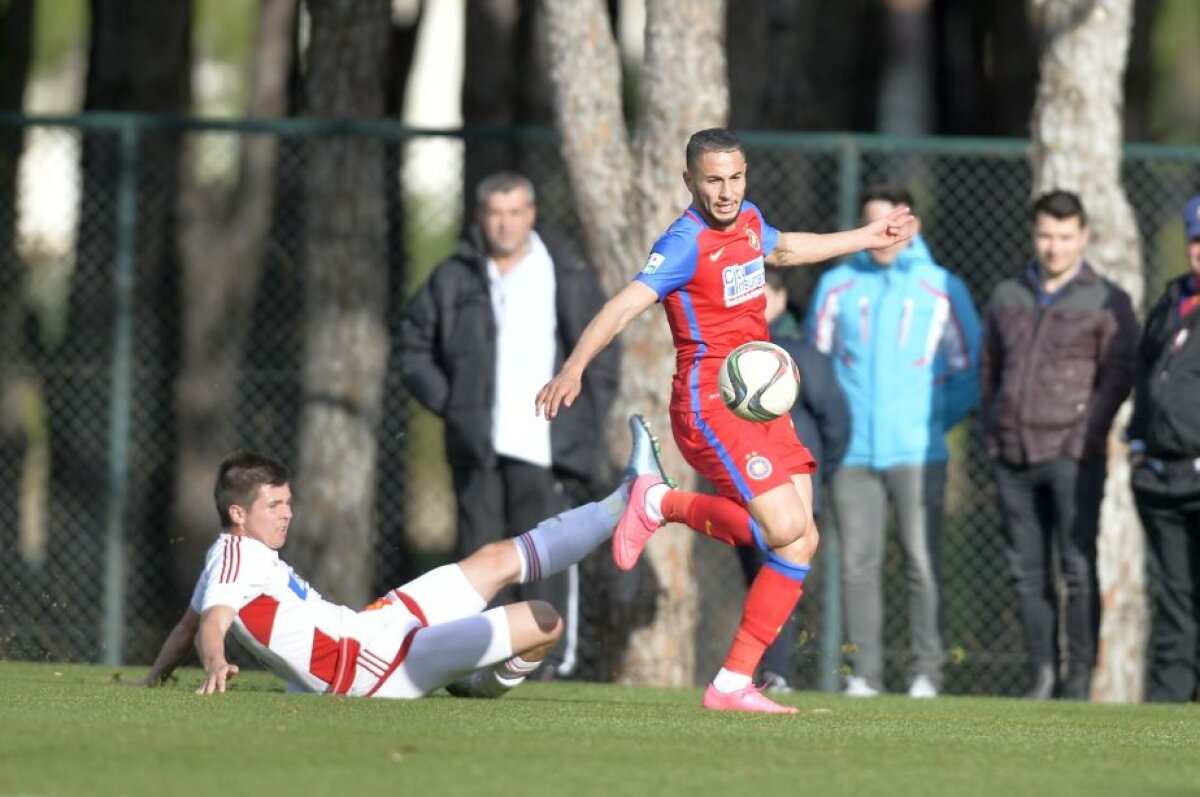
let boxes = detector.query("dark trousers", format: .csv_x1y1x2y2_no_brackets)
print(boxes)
452,456,575,675
993,456,1105,681
1136,492,1200,702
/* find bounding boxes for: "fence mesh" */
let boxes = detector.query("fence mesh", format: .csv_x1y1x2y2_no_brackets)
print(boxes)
1,117,1197,696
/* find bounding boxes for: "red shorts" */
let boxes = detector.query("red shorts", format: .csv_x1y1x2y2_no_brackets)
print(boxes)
670,394,816,506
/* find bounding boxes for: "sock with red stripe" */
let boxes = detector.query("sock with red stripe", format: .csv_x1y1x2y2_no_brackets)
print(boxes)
513,482,630,583
660,490,756,548
718,565,808,687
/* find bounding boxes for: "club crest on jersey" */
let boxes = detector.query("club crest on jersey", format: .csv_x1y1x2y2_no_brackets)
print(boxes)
642,252,665,275
722,257,765,307
746,455,773,480
745,226,760,251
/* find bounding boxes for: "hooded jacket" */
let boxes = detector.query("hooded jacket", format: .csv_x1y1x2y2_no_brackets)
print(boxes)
806,235,981,469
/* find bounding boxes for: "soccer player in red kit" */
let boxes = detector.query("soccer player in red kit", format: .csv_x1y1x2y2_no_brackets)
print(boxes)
536,128,915,713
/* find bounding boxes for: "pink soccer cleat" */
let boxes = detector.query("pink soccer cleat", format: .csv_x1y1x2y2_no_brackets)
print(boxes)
702,683,799,714
612,473,665,571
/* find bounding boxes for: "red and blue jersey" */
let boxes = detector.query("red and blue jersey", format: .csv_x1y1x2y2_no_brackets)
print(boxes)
636,200,780,411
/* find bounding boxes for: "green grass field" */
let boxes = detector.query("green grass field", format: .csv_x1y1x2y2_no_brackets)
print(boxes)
1,661,1196,797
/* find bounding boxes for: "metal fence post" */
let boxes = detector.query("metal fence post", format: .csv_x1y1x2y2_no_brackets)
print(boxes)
100,119,139,666
816,135,861,693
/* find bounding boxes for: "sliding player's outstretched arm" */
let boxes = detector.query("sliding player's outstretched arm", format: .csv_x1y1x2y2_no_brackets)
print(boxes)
767,205,916,267
195,605,239,695
535,281,658,420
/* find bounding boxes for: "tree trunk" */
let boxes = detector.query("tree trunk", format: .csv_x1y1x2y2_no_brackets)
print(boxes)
287,0,392,608
1122,0,1159,142
47,0,190,658
462,0,554,223
170,0,298,599
1030,0,1145,702
542,0,727,686
936,0,1038,136
0,0,33,563
878,0,935,135
727,0,880,132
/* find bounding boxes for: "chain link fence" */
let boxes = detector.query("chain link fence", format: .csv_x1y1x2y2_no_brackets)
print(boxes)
1,115,1197,696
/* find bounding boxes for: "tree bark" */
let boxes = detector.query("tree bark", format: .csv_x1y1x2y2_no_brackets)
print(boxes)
1122,0,1159,142
727,0,880,132
287,0,393,608
878,0,935,135
47,0,190,656
462,0,554,222
0,0,34,564
1030,0,1145,702
542,0,727,686
170,0,298,599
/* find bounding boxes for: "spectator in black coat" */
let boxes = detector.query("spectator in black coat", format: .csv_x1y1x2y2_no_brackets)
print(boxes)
400,173,620,678
1128,194,1200,702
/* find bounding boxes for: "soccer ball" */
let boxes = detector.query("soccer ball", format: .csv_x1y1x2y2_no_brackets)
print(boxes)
717,341,801,422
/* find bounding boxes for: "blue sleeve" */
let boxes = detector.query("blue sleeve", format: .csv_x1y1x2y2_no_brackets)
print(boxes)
943,274,982,428
634,230,699,300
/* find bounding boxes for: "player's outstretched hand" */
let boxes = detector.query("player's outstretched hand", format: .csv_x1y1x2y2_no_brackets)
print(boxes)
863,204,917,249
196,663,239,695
535,369,582,420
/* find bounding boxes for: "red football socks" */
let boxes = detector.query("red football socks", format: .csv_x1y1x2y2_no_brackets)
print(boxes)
723,566,805,675
660,490,755,548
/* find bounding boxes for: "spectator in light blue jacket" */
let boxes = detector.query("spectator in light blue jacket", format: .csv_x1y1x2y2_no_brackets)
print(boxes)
806,184,981,699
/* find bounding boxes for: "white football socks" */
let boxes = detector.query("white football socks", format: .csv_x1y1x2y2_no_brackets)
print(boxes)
712,668,753,693
645,482,668,524
461,655,541,697
513,483,630,584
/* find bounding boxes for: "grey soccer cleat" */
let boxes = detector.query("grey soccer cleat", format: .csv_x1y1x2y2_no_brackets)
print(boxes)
624,413,673,486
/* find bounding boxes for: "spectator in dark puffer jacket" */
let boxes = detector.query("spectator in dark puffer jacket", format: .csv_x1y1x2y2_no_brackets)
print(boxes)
980,190,1138,701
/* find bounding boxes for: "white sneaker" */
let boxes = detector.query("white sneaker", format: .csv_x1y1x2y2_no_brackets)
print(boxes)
908,674,938,699
844,675,879,697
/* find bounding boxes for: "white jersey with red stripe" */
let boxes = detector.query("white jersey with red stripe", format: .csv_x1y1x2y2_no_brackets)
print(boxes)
189,533,424,694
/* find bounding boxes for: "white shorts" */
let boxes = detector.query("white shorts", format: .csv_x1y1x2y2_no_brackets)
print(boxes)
340,564,516,699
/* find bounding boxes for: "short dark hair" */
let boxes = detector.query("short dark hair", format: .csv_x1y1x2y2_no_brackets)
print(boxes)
686,128,745,172
476,172,535,207
214,450,290,529
861,183,916,212
1032,190,1087,227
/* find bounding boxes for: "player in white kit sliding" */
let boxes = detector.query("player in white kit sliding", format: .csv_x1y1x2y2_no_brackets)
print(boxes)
138,415,667,699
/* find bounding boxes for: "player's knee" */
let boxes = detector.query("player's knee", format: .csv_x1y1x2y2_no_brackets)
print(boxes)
767,519,819,563
763,511,810,549
469,539,521,580
526,600,563,641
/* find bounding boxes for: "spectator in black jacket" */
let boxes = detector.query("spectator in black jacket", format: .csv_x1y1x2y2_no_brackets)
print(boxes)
736,268,850,691
400,173,620,678
1128,194,1200,702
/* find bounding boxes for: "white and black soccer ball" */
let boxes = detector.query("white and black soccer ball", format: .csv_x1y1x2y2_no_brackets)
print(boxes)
717,341,801,422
